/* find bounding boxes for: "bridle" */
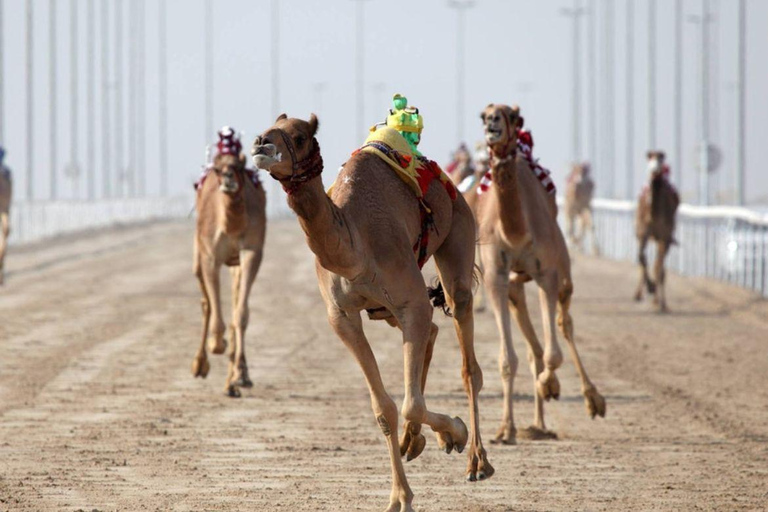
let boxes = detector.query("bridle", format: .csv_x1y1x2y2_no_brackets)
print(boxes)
486,110,518,164
268,128,324,195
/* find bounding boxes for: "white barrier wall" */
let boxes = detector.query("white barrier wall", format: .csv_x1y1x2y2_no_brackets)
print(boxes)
8,181,294,247
583,198,768,298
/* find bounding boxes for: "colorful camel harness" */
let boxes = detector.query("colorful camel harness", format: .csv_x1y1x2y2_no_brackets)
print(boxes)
478,129,556,196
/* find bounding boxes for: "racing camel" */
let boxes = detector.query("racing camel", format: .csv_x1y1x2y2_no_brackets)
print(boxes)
475,104,606,445
634,150,679,312
564,162,599,255
192,128,267,397
0,146,11,285
252,114,492,512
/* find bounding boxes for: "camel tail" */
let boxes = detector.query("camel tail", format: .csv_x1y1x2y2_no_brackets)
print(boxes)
428,280,453,317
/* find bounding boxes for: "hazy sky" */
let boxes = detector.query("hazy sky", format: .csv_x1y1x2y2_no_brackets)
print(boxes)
1,0,767,204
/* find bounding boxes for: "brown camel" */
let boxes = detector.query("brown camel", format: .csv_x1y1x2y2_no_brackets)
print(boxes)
634,150,679,312
564,162,599,255
0,153,11,285
475,104,606,445
192,128,267,397
252,114,492,512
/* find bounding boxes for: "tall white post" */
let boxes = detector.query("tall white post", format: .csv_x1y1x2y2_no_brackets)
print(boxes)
204,0,213,142
625,0,634,200
448,1,475,145
87,0,94,200
101,0,111,198
647,0,656,150
674,0,683,198
271,0,279,120
158,0,168,197
114,0,123,197
735,0,746,205
50,0,58,200
26,0,34,201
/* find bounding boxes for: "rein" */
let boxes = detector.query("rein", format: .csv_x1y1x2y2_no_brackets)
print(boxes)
269,129,324,195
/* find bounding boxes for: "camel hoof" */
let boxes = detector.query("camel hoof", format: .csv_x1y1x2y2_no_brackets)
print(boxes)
466,448,494,482
405,433,426,462
226,385,241,398
191,357,210,379
436,417,468,455
536,370,561,401
518,425,558,441
585,388,607,419
466,472,477,482
208,337,227,355
234,376,253,388
633,291,643,302
491,423,517,445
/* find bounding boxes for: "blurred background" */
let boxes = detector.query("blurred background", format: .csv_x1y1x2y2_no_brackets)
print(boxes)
0,0,766,205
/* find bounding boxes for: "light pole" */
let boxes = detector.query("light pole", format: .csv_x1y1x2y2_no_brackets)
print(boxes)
674,0,683,199
587,0,597,177
647,0,656,150
69,0,80,199
448,0,475,145
271,0,280,120
204,0,213,142
87,0,95,200
50,0,58,200
114,0,123,197
689,1,712,205
101,0,111,199
735,0,746,206
158,0,168,197
625,0,634,200
353,0,371,144
0,0,4,147
26,0,34,201
561,1,585,163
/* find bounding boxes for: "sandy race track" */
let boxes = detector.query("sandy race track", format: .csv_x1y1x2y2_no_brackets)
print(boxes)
0,219,766,511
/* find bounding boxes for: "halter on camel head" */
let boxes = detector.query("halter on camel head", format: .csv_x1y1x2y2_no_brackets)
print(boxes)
481,104,524,163
252,114,324,195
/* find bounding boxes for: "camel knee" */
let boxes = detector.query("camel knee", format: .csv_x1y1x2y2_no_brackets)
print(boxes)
401,395,427,425
449,285,473,320
461,360,484,393
499,351,519,382
373,396,399,438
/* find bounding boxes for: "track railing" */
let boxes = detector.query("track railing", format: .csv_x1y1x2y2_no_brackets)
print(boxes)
584,198,768,298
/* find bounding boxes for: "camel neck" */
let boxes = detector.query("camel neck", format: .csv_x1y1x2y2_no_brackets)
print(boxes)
287,177,363,279
492,157,529,244
219,189,247,234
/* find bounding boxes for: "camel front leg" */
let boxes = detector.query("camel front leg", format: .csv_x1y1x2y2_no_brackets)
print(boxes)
536,273,563,401
508,277,556,439
634,234,652,301
557,281,606,418
654,241,670,312
399,321,437,462
191,249,212,379
227,249,263,396
200,257,227,355
481,255,519,446
328,307,414,512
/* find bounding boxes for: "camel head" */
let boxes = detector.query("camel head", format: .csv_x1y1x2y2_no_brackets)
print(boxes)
570,162,591,184
212,153,247,195
646,151,666,180
251,114,320,183
481,104,523,158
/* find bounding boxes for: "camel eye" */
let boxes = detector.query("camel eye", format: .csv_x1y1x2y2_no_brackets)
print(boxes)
295,134,306,147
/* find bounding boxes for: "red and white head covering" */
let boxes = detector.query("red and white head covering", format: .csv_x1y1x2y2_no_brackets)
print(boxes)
216,126,242,156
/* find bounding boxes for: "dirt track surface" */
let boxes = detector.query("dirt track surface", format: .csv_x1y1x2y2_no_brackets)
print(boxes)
1,220,767,512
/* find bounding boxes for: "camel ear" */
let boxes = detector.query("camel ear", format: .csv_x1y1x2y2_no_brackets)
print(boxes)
658,151,666,160
276,113,288,122
308,113,319,136
517,116,525,129
480,111,486,122
646,151,654,159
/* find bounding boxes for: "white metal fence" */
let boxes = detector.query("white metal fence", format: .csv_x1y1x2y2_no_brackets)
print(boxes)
7,178,294,247
586,198,768,298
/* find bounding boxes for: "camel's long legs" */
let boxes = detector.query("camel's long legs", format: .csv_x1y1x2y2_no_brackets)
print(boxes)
536,274,563,401
327,308,414,512
435,215,494,481
654,241,670,312
556,282,606,418
583,208,599,256
225,265,241,390
634,234,652,301
200,255,226,355
229,248,263,392
192,245,212,379
479,245,518,446
507,278,547,433
399,322,437,462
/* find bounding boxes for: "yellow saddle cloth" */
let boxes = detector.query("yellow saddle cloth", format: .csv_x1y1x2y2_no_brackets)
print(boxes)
329,126,455,200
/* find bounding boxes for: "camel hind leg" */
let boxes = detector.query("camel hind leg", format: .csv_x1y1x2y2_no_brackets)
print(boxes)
654,241,670,313
192,241,212,379
399,321,437,462
557,279,606,419
583,208,599,256
434,208,494,481
634,234,654,300
0,212,8,285
507,276,556,440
